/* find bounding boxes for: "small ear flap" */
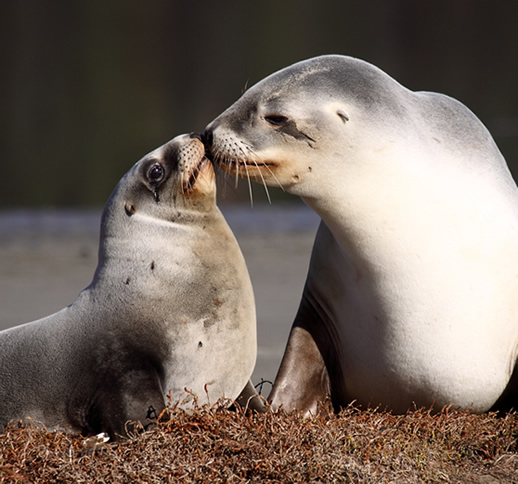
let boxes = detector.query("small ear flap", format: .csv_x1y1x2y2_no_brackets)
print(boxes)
336,109,350,124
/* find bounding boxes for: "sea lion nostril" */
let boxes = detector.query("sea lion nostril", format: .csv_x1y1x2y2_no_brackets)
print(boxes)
189,132,202,141
201,126,214,147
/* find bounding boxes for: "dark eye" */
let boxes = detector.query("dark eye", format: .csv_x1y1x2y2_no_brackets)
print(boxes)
147,163,164,183
264,114,289,126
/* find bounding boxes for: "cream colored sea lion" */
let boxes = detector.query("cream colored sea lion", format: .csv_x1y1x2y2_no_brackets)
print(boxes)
0,134,258,438
203,55,518,414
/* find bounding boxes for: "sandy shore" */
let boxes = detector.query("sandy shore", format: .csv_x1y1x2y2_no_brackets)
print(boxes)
0,205,319,388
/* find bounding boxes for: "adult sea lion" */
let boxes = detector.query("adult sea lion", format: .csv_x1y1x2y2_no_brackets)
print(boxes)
203,55,518,414
0,134,257,439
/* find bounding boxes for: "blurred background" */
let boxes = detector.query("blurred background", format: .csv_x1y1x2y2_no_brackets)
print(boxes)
2,0,518,207
2,1,518,385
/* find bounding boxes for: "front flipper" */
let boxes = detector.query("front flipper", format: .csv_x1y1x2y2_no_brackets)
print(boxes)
234,379,266,413
268,325,331,416
93,367,166,440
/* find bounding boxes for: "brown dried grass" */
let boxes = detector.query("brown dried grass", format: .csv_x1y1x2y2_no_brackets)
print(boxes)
1,403,517,483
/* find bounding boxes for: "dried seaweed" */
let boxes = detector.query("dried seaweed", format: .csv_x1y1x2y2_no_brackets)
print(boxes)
1,403,517,483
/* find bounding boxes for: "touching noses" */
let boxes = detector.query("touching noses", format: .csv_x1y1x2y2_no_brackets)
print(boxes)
201,122,216,152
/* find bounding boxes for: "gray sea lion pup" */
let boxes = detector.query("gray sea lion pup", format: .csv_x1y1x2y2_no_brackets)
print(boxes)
203,55,518,415
0,134,258,439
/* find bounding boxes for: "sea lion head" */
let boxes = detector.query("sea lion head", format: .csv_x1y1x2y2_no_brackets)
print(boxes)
125,133,215,215
102,133,215,231
94,133,218,264
202,55,411,198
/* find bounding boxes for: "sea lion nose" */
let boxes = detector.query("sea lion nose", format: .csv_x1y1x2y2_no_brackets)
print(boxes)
189,132,202,141
201,123,215,149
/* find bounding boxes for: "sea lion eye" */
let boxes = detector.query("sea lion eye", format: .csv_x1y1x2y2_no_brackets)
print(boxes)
264,114,289,126
147,163,164,183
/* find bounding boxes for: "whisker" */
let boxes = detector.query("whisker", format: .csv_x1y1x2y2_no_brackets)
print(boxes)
241,147,271,204
212,137,286,203
236,144,270,205
241,158,254,207
234,160,239,189
246,145,286,193
263,163,285,192
254,161,271,204
216,167,247,202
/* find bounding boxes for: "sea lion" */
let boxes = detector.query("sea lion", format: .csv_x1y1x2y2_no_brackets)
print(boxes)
203,55,518,414
0,133,258,439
